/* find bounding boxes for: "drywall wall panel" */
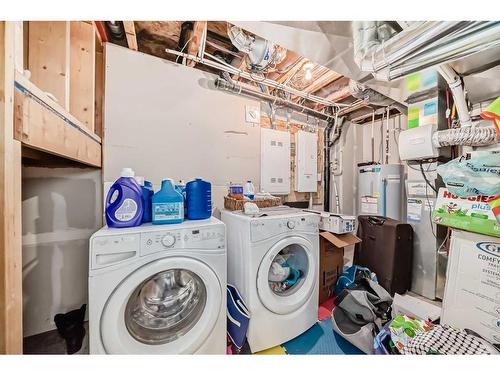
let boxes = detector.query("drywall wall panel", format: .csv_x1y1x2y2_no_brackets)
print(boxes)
22,167,102,336
104,44,261,212
361,114,407,165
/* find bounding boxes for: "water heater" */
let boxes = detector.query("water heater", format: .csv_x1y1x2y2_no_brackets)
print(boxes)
357,163,404,221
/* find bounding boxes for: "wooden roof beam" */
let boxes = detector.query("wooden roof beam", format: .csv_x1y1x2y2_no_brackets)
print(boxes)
186,21,207,67
123,21,138,51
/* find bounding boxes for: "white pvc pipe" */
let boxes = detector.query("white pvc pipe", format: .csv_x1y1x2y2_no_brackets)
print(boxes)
438,64,472,128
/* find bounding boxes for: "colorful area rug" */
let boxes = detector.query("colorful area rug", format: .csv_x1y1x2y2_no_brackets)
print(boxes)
318,297,335,321
282,320,364,355
255,345,287,355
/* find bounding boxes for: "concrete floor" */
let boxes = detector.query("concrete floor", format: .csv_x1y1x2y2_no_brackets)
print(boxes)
23,322,89,355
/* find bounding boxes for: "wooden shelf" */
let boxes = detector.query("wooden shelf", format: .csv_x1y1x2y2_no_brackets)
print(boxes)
14,72,102,167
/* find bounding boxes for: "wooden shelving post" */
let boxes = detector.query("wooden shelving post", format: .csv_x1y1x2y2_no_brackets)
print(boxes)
0,21,23,354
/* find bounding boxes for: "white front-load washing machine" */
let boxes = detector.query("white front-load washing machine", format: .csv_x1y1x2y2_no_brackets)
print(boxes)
88,217,226,354
221,207,320,353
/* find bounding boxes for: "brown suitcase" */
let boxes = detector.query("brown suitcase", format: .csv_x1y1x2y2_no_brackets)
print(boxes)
354,215,413,296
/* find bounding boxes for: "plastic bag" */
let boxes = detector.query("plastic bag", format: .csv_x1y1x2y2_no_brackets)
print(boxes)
436,153,500,197
389,315,433,352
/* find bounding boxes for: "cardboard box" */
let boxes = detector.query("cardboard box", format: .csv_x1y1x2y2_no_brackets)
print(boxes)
441,230,500,344
318,231,361,304
432,188,500,238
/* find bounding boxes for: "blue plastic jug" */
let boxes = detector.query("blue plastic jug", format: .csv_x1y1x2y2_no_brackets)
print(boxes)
105,168,144,228
175,180,187,216
141,180,154,223
186,178,212,220
152,179,184,225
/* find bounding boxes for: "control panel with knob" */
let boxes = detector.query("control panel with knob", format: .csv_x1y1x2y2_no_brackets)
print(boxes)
287,220,295,229
161,234,176,248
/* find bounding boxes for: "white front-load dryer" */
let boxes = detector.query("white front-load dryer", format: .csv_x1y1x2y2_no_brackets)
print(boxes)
222,207,320,353
88,218,226,354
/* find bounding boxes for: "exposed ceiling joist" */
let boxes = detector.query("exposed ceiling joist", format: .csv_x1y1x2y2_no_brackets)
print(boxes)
266,50,301,81
123,21,138,51
293,70,342,102
93,21,108,43
186,21,207,67
306,71,342,95
275,57,308,85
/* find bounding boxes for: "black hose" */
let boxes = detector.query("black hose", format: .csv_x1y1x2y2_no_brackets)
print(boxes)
323,119,335,212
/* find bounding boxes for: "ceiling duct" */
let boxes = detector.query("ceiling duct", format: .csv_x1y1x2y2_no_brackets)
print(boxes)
349,79,406,114
353,21,500,81
227,25,286,72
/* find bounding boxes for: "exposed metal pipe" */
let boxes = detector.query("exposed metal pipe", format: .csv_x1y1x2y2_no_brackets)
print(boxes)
353,21,500,81
164,47,351,109
214,77,335,122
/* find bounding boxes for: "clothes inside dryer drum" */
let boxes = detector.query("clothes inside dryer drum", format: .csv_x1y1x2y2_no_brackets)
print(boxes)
268,245,308,295
125,269,207,345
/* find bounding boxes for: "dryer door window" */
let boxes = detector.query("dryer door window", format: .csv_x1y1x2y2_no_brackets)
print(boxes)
124,269,207,345
268,245,309,296
100,257,222,354
257,236,317,315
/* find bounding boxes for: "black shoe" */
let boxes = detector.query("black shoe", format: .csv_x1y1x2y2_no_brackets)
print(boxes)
54,304,87,354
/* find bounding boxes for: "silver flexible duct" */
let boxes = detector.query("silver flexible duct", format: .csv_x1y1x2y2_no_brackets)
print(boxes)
383,22,500,80
353,21,500,81
432,125,499,147
227,25,286,71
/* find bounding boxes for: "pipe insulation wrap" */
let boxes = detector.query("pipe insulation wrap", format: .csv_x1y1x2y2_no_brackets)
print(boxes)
432,125,499,147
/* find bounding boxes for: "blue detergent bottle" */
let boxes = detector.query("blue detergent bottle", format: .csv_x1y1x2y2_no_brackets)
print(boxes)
186,178,212,220
175,180,187,216
105,168,144,228
136,176,154,223
152,179,184,225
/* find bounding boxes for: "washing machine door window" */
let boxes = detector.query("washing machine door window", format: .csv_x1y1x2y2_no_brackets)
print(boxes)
124,269,206,345
100,257,221,354
257,236,316,315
